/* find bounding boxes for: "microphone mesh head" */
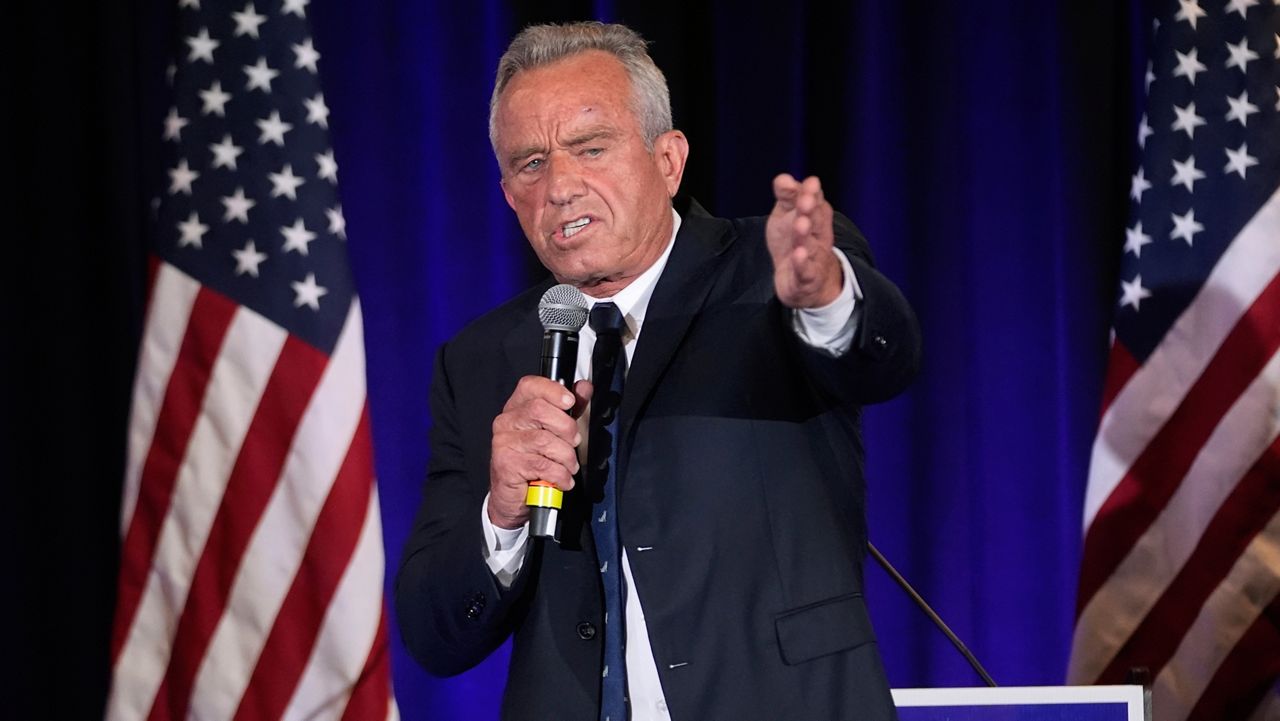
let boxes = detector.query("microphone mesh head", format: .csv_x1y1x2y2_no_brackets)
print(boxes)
538,284,589,332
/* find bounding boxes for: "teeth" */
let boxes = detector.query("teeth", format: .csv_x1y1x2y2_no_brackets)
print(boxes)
563,217,591,237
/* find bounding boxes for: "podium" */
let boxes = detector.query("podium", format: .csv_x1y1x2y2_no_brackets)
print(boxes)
892,685,1148,721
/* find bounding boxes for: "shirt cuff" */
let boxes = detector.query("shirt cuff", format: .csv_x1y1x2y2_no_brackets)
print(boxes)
481,493,530,589
791,248,863,356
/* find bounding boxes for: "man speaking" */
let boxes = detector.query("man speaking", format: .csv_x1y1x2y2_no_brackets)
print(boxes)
396,21,921,720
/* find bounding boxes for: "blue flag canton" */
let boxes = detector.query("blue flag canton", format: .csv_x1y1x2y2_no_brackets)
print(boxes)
1115,0,1280,363
153,0,352,355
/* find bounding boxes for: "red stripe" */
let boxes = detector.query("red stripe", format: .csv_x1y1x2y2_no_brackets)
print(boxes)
232,407,375,720
1098,340,1139,419
1093,436,1280,684
147,336,329,721
339,606,392,721
111,288,238,663
1077,270,1280,613
1186,594,1280,721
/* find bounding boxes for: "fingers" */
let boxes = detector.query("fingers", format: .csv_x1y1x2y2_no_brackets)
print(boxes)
488,376,586,529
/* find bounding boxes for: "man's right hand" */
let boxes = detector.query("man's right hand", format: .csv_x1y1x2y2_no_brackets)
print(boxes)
488,375,592,529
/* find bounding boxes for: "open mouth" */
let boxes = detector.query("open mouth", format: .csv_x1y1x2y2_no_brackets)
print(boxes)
562,216,592,238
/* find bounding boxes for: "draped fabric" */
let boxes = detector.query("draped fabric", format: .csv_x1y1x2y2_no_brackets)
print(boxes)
9,0,1139,718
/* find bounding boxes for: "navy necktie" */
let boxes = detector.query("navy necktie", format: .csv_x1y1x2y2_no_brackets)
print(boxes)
588,302,627,721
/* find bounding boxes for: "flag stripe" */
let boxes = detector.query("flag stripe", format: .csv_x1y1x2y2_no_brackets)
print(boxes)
285,489,388,721
1078,267,1280,609
1153,507,1280,721
110,304,288,720
1186,593,1280,721
190,302,369,720
121,264,201,535
232,406,375,720
1097,339,1140,419
1082,186,1280,531
147,334,329,721
1069,346,1280,683
112,286,238,663
338,606,393,721
1097,435,1280,684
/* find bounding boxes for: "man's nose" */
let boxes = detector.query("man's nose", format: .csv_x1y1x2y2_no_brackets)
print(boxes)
545,153,586,206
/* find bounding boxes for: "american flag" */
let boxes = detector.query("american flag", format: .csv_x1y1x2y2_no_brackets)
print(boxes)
107,1,398,718
1068,1,1280,720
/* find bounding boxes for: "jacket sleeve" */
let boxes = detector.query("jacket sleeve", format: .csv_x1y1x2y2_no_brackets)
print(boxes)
394,342,531,677
784,212,922,406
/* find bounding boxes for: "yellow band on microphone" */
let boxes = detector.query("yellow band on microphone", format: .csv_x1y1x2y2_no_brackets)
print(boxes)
526,482,564,510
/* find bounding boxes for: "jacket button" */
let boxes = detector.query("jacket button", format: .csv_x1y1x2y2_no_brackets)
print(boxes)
576,622,597,640
464,592,486,620
873,334,888,347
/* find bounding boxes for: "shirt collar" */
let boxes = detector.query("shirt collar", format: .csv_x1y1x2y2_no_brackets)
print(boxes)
585,207,682,337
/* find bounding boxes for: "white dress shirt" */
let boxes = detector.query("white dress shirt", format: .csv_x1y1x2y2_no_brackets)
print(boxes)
481,209,862,719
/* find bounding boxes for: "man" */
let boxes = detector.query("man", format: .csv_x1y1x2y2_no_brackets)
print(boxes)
397,21,921,721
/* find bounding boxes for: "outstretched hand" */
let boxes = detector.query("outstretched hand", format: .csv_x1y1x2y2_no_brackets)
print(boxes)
766,174,843,309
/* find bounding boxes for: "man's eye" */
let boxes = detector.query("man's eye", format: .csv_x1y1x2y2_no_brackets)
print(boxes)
583,147,603,157
521,158,544,172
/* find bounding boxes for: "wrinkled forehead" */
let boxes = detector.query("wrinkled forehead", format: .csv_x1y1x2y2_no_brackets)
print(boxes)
494,52,638,146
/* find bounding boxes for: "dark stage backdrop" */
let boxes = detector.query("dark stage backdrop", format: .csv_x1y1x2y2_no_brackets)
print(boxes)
7,0,1144,718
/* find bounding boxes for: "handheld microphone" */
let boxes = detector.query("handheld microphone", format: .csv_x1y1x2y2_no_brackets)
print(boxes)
528,284,589,540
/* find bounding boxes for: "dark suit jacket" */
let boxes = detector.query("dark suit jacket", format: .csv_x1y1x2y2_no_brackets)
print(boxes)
396,197,921,720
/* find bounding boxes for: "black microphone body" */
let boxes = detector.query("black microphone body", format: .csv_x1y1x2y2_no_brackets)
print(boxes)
528,284,588,540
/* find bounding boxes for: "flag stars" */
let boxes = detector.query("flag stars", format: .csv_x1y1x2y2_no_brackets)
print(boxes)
1171,155,1206,191
1170,209,1204,246
1225,91,1259,125
1137,114,1153,148
163,107,189,141
198,80,232,117
326,205,346,239
186,27,219,64
1226,0,1259,15
1275,34,1280,60
304,93,329,127
257,110,293,146
1130,167,1153,202
168,158,200,195
178,0,199,8
1120,275,1153,311
1224,143,1258,178
1225,39,1259,73
293,38,321,73
1125,221,1153,258
291,273,328,310
1172,48,1207,84
268,163,306,199
281,218,317,255
315,149,338,183
177,212,209,248
1175,0,1207,29
221,187,257,223
244,57,280,93
1171,102,1206,138
232,240,268,277
231,2,267,38
1144,61,1156,92
209,134,244,170
282,0,310,17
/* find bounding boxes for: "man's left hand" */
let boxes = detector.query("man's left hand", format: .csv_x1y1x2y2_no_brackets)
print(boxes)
767,174,843,309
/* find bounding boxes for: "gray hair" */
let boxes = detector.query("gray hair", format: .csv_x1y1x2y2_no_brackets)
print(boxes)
488,22,673,153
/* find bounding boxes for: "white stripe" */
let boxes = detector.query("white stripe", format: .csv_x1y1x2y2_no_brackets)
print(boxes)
1069,347,1280,683
187,302,367,719
284,488,387,721
1153,508,1280,721
1246,683,1280,721
121,264,201,533
1083,185,1280,530
386,699,401,721
107,307,287,721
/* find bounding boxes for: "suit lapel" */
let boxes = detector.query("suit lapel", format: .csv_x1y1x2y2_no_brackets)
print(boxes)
619,201,734,460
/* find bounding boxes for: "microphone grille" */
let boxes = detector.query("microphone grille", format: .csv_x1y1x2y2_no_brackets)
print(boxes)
538,284,589,331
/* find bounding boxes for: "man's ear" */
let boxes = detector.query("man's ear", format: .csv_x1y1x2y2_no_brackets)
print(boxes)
653,130,689,197
500,178,516,210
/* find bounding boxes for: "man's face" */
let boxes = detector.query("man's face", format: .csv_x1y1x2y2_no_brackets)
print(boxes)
493,50,688,298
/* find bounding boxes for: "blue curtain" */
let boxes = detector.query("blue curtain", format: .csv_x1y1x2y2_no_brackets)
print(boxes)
5,0,1145,718
304,1,1142,717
